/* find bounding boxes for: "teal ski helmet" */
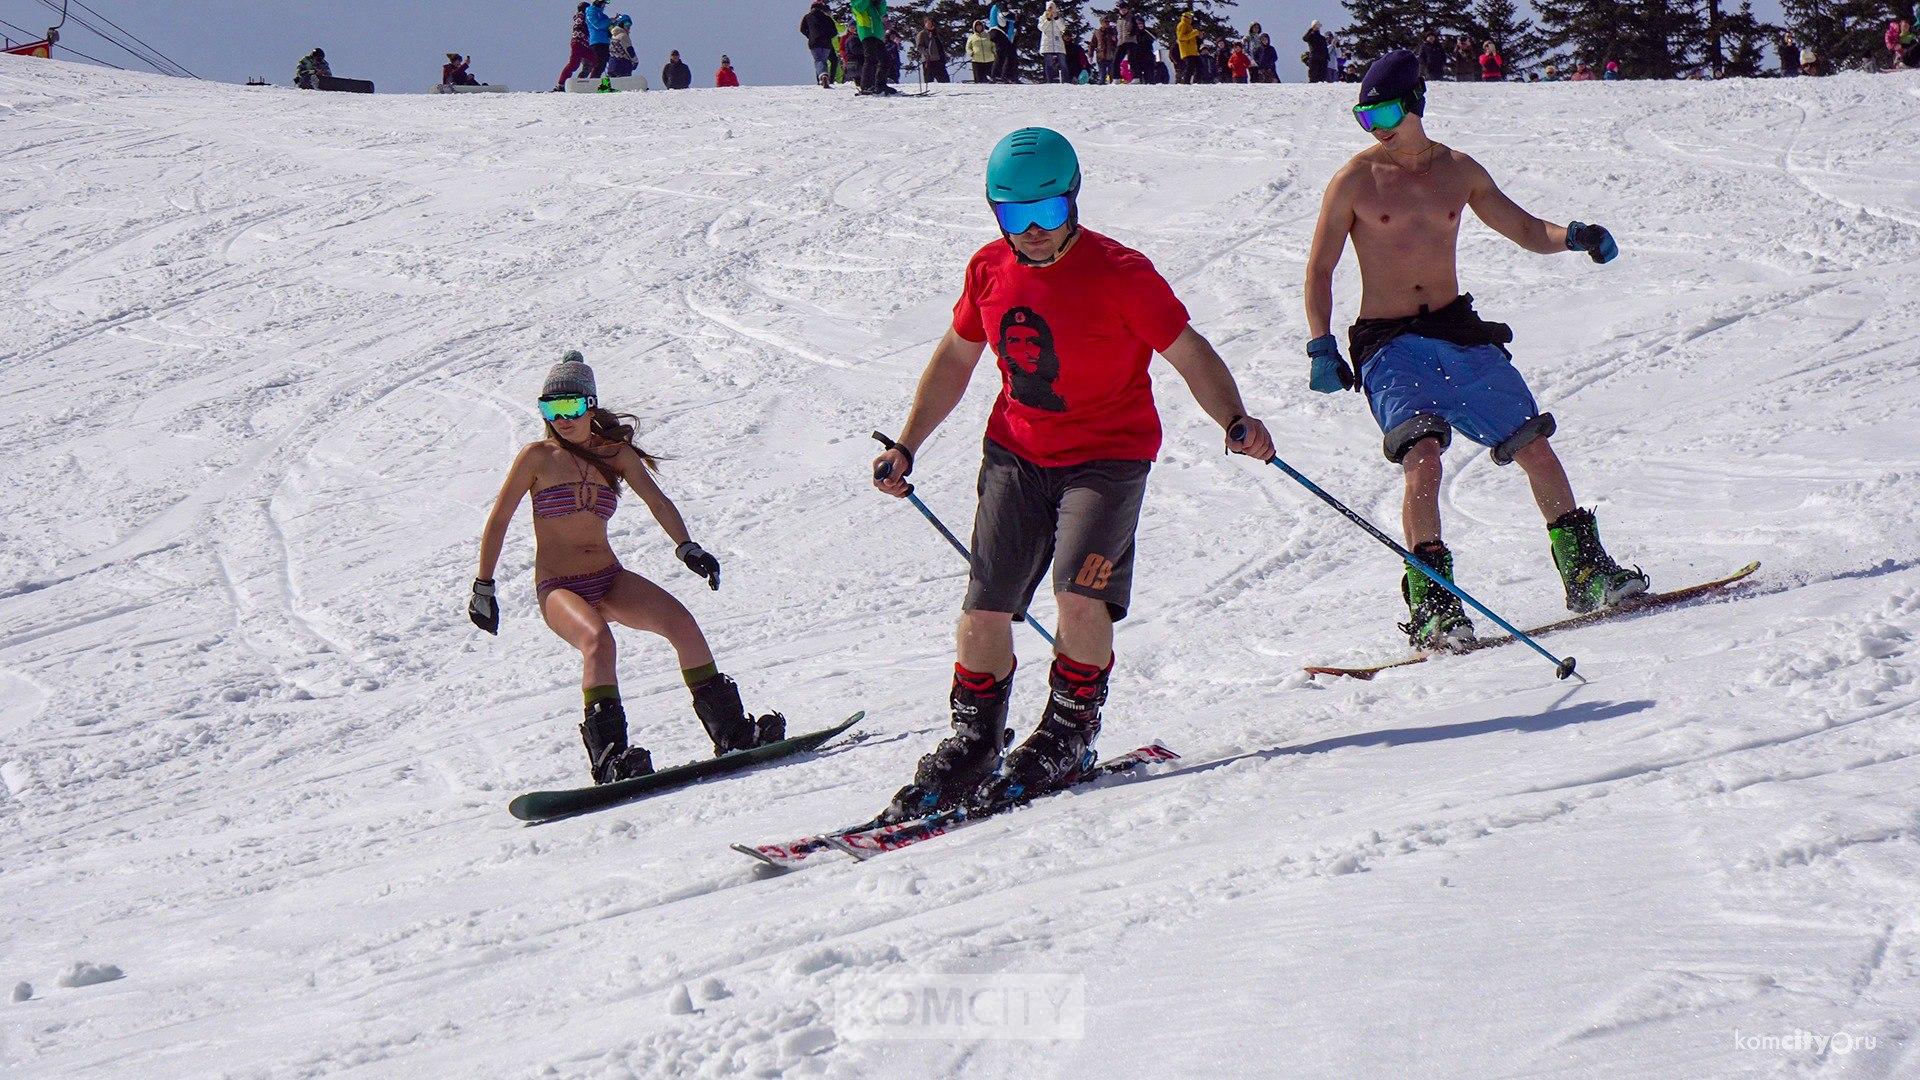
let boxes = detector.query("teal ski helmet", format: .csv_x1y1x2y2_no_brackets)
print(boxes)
985,127,1082,263
985,127,1081,204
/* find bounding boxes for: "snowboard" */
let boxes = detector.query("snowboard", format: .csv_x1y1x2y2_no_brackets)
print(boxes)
315,75,375,94
1305,562,1760,681
508,712,861,821
732,742,1180,869
431,83,509,94
566,76,650,93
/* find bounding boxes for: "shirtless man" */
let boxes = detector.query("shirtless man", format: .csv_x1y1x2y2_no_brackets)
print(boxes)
1302,49,1647,650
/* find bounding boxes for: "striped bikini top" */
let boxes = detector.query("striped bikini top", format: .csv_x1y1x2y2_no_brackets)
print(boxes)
531,480,618,521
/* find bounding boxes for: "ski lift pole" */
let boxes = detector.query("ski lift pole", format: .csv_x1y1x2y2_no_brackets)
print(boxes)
1230,424,1580,681
871,431,1056,646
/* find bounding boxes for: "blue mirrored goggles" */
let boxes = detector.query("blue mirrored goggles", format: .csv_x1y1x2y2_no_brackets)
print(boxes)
538,395,594,422
991,195,1074,235
1352,97,1409,132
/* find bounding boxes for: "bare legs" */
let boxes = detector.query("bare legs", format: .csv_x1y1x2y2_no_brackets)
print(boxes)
955,591,1113,678
540,570,713,689
1399,435,1578,547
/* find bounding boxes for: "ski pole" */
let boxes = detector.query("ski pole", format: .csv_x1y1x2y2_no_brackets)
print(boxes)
1231,425,1579,681
870,431,1056,646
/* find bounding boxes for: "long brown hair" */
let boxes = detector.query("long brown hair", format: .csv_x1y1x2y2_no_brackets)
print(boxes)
545,407,658,492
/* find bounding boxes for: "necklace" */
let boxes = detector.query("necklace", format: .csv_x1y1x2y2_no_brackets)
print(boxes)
1385,140,1441,176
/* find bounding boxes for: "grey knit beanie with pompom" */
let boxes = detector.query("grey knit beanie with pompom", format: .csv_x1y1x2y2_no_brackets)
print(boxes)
541,350,597,400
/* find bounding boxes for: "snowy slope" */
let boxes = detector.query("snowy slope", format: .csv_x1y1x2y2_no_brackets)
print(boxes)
3,58,1919,1078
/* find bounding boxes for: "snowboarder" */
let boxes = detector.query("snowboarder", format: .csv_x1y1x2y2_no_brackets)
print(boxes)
470,352,784,785
554,4,592,91
869,128,1274,822
607,15,637,79
294,48,330,89
715,55,740,87
850,0,891,95
583,0,613,78
1301,49,1647,651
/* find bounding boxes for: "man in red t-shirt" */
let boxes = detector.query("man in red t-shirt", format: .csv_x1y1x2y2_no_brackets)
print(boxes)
870,128,1274,821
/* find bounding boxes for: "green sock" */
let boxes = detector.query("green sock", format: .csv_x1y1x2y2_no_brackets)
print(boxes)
681,662,719,688
584,684,621,706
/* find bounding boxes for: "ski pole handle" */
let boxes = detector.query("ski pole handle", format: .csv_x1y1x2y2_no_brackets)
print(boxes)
871,430,915,494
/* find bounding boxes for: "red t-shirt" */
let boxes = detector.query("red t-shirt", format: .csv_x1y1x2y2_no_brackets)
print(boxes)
951,229,1190,467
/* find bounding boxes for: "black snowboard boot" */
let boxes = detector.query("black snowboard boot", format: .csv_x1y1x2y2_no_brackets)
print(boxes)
579,698,654,784
972,656,1109,808
881,665,1015,823
691,673,785,756
1548,508,1650,614
1400,540,1476,651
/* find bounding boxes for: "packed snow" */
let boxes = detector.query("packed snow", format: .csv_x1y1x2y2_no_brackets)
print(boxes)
3,58,1919,1078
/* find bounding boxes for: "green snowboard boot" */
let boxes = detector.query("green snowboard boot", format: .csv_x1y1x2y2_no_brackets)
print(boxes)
1400,541,1475,651
1548,508,1650,613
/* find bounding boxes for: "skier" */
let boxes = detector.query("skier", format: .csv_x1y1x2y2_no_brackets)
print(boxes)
1301,49,1646,651
470,353,784,784
869,128,1274,822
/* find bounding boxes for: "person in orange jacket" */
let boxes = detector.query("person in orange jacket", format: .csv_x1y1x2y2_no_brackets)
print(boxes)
716,55,741,86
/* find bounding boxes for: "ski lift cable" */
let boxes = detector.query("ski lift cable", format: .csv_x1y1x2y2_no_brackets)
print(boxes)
29,0,187,76
27,0,190,78
70,0,198,78
0,12,126,69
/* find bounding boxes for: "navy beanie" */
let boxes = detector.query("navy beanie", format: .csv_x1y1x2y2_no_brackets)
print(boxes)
1359,49,1424,113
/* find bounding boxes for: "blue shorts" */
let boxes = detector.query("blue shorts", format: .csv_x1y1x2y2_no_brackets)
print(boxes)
1362,335,1556,465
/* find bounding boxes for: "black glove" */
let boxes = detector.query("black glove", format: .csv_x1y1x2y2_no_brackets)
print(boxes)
1566,220,1618,264
677,541,721,590
468,578,498,635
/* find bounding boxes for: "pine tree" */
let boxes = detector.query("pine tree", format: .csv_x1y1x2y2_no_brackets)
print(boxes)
1778,0,1890,70
1534,0,1711,77
1339,0,1472,62
1719,0,1775,75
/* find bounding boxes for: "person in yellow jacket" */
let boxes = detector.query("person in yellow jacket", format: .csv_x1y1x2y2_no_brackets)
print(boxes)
1176,12,1201,83
967,20,997,84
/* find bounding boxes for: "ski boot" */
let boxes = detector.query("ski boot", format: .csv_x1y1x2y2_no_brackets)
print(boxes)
691,673,785,756
1548,508,1649,614
971,656,1109,809
1400,541,1476,651
881,665,1015,824
580,698,655,784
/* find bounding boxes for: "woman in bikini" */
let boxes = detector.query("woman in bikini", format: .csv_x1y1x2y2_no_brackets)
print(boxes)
469,352,783,784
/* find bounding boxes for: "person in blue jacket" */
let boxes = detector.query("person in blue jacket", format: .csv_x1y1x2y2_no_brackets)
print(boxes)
584,0,613,78
988,3,1018,82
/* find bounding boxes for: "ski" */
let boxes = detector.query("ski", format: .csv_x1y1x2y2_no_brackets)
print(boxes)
1306,562,1761,680
509,712,861,822
731,742,1179,868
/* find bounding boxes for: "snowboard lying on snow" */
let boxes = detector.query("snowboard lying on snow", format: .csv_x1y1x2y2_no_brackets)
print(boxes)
566,76,650,93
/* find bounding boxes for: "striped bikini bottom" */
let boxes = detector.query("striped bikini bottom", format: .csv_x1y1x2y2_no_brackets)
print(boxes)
536,561,623,606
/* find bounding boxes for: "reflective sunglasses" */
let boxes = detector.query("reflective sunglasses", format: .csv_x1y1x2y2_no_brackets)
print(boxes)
991,195,1074,235
539,395,594,422
1352,97,1409,133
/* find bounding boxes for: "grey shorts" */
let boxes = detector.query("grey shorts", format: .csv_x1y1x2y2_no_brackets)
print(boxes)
963,438,1151,622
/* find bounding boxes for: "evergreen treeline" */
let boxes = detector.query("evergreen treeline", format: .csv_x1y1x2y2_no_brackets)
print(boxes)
1339,0,1912,79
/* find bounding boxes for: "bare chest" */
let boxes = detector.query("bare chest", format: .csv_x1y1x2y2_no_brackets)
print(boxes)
1351,161,1472,244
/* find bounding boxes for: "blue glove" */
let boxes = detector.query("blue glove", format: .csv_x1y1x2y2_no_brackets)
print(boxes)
1566,221,1618,264
1307,335,1354,394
